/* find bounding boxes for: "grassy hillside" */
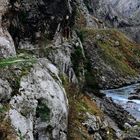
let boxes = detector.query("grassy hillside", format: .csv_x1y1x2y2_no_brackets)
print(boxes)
77,28,140,88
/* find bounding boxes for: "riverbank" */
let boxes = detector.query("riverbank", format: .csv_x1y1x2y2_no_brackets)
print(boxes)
86,90,140,139
101,83,140,121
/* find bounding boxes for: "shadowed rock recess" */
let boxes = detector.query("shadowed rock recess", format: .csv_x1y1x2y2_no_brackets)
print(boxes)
0,0,140,140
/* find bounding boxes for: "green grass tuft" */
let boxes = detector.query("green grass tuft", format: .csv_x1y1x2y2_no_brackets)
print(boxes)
0,54,36,68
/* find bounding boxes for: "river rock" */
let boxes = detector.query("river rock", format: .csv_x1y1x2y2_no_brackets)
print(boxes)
128,89,140,100
82,112,110,139
128,95,140,100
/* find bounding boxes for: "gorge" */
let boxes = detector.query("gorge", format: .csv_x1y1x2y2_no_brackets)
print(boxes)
0,0,140,140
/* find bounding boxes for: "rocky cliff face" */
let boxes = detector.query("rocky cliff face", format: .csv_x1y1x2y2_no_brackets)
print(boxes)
0,0,75,139
0,0,140,140
3,0,75,46
82,0,140,43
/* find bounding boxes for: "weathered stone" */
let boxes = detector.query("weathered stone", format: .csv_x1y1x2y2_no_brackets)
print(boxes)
83,113,100,132
3,0,75,44
128,88,140,100
83,0,140,43
97,97,135,129
47,33,85,84
0,28,16,58
93,132,102,140
0,79,12,102
115,41,120,46
76,0,98,28
0,0,16,59
124,123,132,130
9,59,68,140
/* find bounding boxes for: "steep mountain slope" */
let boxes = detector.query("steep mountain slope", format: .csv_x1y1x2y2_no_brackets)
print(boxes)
0,0,140,140
83,0,140,43
81,28,140,89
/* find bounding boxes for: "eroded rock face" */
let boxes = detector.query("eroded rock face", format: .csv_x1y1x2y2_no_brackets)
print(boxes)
0,28,16,59
3,0,75,45
47,34,80,84
0,0,8,20
0,0,16,58
9,59,68,140
83,0,140,43
76,0,98,28
1,0,140,139
0,79,12,102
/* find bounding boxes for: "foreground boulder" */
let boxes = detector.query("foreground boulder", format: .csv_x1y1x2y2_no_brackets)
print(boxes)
0,59,68,140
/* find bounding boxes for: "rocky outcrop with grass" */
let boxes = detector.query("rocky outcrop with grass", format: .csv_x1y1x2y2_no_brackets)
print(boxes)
0,0,140,140
80,28,140,89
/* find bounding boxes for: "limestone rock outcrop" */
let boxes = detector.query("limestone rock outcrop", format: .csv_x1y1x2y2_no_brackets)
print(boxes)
3,0,75,45
0,0,16,59
0,0,140,140
82,0,140,43
1,59,68,140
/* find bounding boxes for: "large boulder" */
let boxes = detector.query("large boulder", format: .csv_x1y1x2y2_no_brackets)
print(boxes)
128,88,140,100
9,59,68,140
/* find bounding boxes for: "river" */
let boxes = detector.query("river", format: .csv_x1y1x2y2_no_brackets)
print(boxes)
101,83,140,121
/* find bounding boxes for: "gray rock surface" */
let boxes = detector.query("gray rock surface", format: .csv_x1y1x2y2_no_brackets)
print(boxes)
0,28,16,58
76,0,98,28
47,34,82,84
93,132,103,140
9,59,68,140
82,112,111,140
0,0,140,140
0,0,16,58
47,42,78,84
84,0,140,43
3,0,75,45
83,113,100,132
0,79,12,102
98,97,135,129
